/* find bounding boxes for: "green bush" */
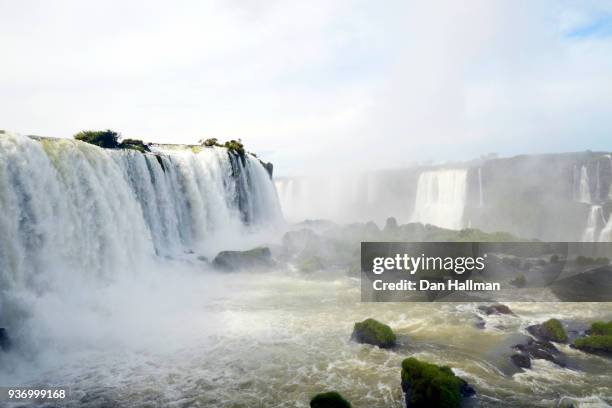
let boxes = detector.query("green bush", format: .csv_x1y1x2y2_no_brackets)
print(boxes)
74,129,120,148
401,358,464,408
224,139,245,155
119,138,150,153
310,391,351,408
200,138,219,147
352,318,396,348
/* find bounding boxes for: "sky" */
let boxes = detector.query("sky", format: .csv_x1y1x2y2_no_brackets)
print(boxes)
1,0,612,176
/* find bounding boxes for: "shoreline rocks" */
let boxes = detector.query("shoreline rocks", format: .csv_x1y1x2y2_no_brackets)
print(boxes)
478,304,514,316
351,318,396,348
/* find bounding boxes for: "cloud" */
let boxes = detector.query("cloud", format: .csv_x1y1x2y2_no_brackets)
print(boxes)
1,0,612,176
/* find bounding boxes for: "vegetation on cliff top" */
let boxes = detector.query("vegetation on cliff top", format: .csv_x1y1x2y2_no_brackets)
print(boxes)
74,130,150,153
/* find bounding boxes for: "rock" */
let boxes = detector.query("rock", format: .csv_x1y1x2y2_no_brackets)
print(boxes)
571,322,612,356
572,335,612,355
282,229,319,254
212,247,275,271
0,328,10,351
510,353,531,369
351,318,396,348
401,357,475,408
474,315,486,329
310,391,351,408
478,304,514,316
512,337,566,366
557,397,579,408
197,255,208,262
527,318,568,343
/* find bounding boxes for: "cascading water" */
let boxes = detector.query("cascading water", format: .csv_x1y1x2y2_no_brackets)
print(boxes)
410,169,468,230
575,164,591,204
0,133,283,297
478,167,484,208
581,205,606,242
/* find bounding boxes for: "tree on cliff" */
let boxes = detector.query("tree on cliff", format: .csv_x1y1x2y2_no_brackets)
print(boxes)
74,130,120,148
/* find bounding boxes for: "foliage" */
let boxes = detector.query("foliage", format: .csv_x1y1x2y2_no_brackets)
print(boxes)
401,358,464,408
200,138,220,147
224,139,245,155
74,129,120,148
352,318,396,348
119,138,150,153
310,391,351,408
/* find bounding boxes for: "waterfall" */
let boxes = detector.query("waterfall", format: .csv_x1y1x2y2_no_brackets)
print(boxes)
410,169,468,230
582,205,606,242
478,167,484,208
0,133,283,294
576,164,591,204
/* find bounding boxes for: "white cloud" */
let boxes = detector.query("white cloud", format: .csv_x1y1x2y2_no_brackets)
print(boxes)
1,0,611,175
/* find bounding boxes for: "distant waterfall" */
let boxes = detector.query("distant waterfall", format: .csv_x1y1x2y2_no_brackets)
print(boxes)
410,169,468,230
478,167,484,208
582,205,606,242
574,164,591,203
0,133,282,292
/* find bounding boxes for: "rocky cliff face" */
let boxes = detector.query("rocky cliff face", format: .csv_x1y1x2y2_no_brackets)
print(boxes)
276,151,612,241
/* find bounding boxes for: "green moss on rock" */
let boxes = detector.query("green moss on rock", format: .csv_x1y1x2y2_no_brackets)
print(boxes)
310,391,351,408
528,319,567,343
541,319,568,342
572,335,612,354
351,318,396,348
401,357,474,408
590,321,612,336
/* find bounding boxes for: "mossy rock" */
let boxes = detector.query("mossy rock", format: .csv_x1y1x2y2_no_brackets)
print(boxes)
527,319,567,343
212,247,275,271
351,318,396,348
310,391,351,408
572,335,612,355
401,357,475,408
590,321,612,336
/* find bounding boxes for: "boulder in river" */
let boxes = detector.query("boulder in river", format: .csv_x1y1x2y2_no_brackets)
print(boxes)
478,304,514,316
212,247,275,271
310,391,351,408
571,320,612,356
351,318,396,348
510,353,531,369
401,357,475,408
512,336,566,366
527,318,568,343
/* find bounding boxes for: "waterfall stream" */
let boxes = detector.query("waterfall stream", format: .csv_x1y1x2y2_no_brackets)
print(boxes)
410,169,468,230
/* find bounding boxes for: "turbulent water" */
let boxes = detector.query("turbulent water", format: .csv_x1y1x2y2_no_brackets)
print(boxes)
410,169,468,230
1,134,612,407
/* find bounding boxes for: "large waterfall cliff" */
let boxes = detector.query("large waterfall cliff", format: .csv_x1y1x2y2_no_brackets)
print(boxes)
0,133,283,294
276,151,612,241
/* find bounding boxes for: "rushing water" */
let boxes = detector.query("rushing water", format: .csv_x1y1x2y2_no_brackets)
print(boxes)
2,268,611,407
411,169,468,230
1,133,612,407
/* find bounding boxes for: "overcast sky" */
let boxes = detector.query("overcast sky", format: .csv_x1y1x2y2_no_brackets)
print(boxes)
1,0,612,175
